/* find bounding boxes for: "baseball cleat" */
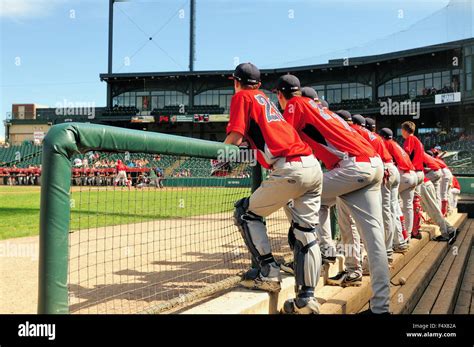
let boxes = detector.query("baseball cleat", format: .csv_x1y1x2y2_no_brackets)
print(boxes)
240,274,281,293
393,245,409,254
326,270,347,286
281,297,320,314
433,228,457,245
411,232,422,240
341,271,362,287
242,267,259,281
280,261,294,275
327,270,362,287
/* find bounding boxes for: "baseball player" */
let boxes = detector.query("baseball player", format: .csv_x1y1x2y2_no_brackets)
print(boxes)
379,128,415,252
276,74,390,314
114,159,127,186
401,124,457,244
364,117,400,262
401,121,425,239
224,63,323,314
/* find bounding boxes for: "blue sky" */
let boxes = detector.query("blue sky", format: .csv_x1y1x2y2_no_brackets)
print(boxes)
1,0,473,139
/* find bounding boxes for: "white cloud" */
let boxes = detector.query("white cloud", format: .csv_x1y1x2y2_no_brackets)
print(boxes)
0,0,64,18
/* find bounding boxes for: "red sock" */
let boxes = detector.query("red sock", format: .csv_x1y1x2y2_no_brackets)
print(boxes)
412,195,422,235
441,200,448,217
400,216,408,239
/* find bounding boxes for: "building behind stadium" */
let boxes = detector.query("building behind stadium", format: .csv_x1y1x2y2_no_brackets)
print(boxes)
3,38,474,145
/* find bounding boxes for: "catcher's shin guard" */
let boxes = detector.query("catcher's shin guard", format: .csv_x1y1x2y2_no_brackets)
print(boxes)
290,222,321,295
412,194,422,236
233,198,279,278
441,200,448,217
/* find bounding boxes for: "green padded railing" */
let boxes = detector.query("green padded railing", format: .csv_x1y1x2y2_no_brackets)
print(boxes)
37,123,243,314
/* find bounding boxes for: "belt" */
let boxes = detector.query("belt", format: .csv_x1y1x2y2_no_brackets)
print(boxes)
354,155,371,163
286,155,302,163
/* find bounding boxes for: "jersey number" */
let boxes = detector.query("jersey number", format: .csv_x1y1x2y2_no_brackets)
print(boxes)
255,94,284,122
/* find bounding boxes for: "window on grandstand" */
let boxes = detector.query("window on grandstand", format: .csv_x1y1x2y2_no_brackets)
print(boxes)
194,88,233,112
378,69,459,99
323,83,371,103
113,91,189,111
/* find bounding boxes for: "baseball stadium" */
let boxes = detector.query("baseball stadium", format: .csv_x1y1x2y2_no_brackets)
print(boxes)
1,0,474,320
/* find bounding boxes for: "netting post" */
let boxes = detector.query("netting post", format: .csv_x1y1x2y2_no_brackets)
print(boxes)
38,125,77,314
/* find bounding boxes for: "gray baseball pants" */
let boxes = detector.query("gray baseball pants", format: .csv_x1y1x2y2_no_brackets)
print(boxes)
317,156,390,313
398,169,417,235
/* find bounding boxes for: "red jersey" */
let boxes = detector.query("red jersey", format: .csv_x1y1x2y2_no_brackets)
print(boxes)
403,135,424,171
433,156,448,169
452,176,460,190
423,152,441,171
282,97,377,169
116,163,127,172
226,89,312,169
383,139,415,171
353,125,392,163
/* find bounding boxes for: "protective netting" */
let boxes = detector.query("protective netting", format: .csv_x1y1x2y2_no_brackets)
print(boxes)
67,152,290,314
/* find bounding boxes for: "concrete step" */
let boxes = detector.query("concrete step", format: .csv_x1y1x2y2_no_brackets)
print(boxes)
181,212,467,314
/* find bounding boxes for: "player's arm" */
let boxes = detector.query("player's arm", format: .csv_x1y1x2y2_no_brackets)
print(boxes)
224,132,244,146
225,93,249,145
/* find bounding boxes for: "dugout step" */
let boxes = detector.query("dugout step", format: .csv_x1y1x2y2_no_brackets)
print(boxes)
412,220,473,314
359,213,469,314
181,212,467,314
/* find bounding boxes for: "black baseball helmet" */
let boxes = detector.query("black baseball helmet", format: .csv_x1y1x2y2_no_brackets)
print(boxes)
379,128,393,139
335,110,352,122
301,87,318,100
351,114,366,126
365,117,376,130
230,62,261,85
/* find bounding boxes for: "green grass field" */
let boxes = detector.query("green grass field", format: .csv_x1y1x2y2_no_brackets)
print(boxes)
0,186,250,240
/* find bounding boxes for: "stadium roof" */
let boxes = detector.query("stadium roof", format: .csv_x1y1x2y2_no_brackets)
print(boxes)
100,37,474,81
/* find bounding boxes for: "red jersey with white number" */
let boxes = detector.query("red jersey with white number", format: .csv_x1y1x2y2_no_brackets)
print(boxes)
383,139,415,171
282,96,377,169
226,89,312,169
423,152,441,171
403,135,424,171
433,156,448,169
353,125,392,163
